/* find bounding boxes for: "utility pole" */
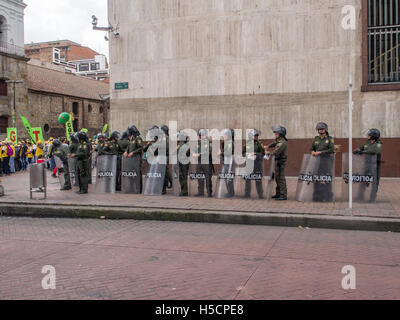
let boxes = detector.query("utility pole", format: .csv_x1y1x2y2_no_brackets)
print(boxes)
5,80,24,128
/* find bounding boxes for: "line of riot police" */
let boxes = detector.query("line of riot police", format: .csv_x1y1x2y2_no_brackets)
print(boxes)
50,123,383,203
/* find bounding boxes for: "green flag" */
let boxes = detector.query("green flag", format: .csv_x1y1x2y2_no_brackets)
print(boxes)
7,128,17,144
31,127,44,144
20,116,36,142
102,124,108,135
65,114,74,141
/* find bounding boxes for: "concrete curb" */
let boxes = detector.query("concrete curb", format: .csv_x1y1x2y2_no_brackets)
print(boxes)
0,203,400,233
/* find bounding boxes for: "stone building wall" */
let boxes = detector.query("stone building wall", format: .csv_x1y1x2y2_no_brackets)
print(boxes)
0,53,29,136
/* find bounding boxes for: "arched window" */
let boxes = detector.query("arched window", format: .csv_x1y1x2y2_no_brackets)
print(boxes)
0,16,7,43
88,104,92,113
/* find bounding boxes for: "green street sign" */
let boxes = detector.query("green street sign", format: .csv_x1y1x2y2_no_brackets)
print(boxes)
115,82,129,90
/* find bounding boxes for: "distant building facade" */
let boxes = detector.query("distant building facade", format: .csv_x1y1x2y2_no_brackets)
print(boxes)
0,0,29,136
27,64,110,138
25,40,110,81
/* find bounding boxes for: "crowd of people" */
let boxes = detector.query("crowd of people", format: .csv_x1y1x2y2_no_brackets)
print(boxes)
0,139,55,176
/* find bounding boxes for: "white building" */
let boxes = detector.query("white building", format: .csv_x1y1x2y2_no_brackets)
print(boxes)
0,0,26,56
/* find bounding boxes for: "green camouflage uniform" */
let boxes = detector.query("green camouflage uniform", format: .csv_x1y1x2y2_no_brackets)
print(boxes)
75,141,91,193
268,137,288,197
53,144,71,189
310,134,335,202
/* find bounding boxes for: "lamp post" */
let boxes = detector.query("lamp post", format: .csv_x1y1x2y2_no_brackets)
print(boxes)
5,80,23,128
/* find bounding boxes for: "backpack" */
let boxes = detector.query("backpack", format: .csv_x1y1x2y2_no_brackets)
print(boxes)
6,145,13,157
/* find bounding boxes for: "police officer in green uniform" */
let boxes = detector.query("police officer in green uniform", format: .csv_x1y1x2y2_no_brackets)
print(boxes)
160,125,172,195
52,139,72,191
117,130,131,191
177,131,191,197
353,128,383,202
69,133,79,155
101,131,121,190
70,131,90,194
267,126,288,201
127,126,144,193
243,129,265,199
311,122,335,202
99,131,120,156
219,129,235,198
193,129,213,197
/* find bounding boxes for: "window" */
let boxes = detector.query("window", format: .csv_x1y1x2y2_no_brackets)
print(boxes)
0,116,8,134
90,62,100,71
0,80,7,97
0,16,7,42
72,102,79,115
366,0,400,84
79,63,89,72
88,104,92,113
99,106,104,114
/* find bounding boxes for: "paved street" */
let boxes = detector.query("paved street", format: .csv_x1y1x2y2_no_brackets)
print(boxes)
0,216,399,300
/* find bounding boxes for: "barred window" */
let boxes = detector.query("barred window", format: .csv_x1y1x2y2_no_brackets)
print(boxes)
368,0,400,83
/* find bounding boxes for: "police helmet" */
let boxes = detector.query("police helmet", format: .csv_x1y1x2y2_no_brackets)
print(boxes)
273,126,287,137
248,129,260,139
77,131,88,142
110,131,121,141
367,128,381,140
178,131,188,142
128,125,140,137
198,129,208,137
161,125,169,136
316,122,328,131
121,130,130,140
70,133,79,143
52,139,61,149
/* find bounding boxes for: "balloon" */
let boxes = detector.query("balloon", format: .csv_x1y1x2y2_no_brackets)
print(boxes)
58,112,70,124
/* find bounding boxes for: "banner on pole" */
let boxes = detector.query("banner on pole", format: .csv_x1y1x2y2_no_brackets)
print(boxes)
7,128,17,144
19,116,36,142
31,127,44,144
65,113,74,141
102,124,108,135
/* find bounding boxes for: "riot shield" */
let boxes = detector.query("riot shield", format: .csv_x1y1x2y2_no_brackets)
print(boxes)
342,153,378,203
91,151,98,169
171,164,181,196
67,158,78,187
143,156,167,196
95,155,118,194
54,156,66,188
236,155,265,199
295,153,335,202
215,156,236,199
121,156,142,194
264,155,275,200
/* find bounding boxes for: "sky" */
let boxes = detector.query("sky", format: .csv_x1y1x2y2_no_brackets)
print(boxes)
24,0,109,58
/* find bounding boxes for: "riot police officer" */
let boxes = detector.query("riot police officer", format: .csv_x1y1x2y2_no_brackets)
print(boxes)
69,133,79,155
70,131,90,194
127,126,144,193
219,129,235,198
160,125,172,195
193,129,213,197
353,128,383,202
102,131,122,190
243,129,265,199
311,122,335,202
177,131,191,197
267,126,288,201
53,139,72,191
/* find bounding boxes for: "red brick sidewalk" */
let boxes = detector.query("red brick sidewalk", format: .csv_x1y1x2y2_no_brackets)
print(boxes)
0,217,399,300
0,169,399,219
